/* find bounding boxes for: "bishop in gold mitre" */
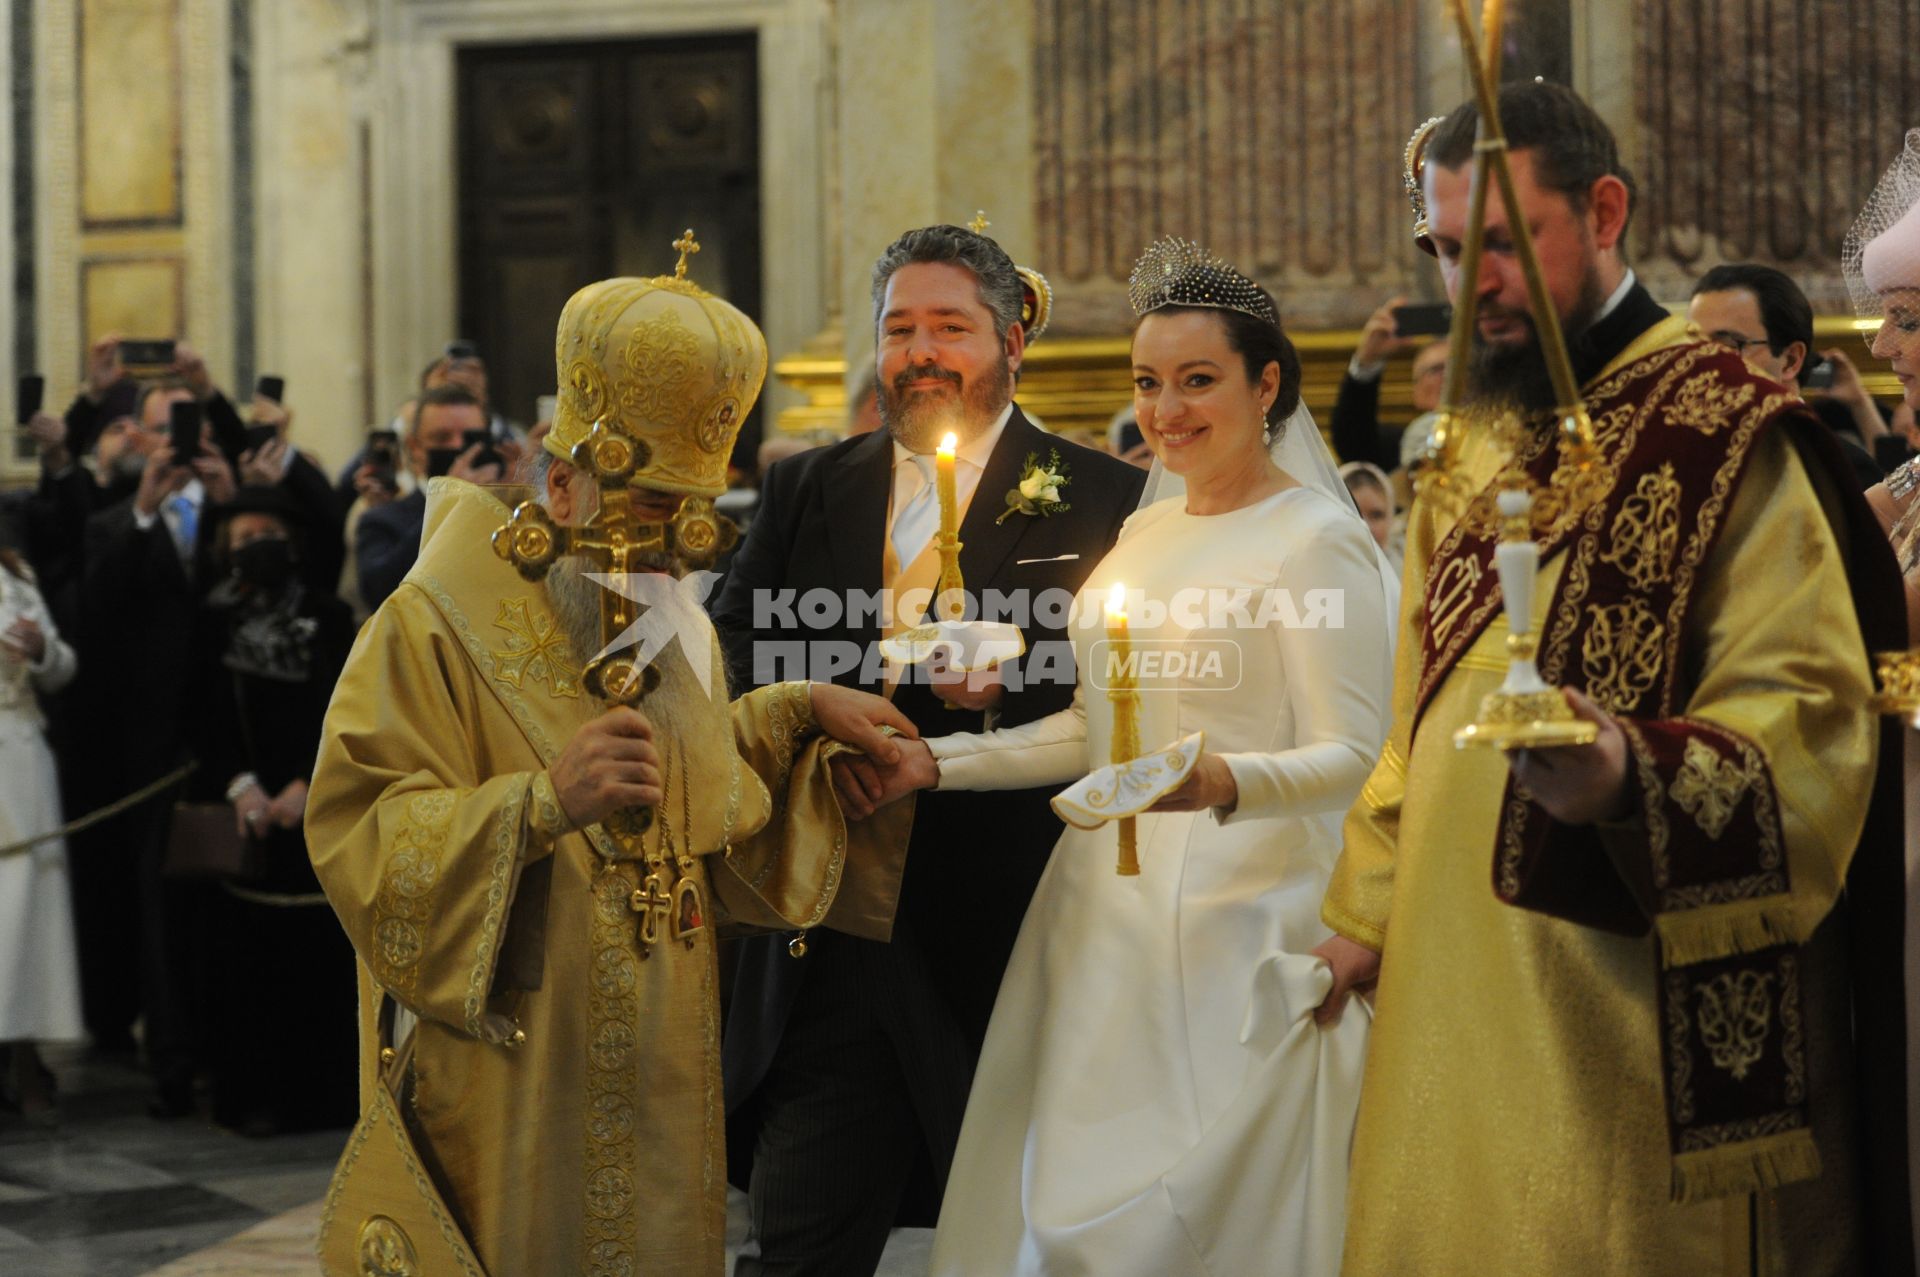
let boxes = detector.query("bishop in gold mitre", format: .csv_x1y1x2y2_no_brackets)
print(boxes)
307,250,917,1276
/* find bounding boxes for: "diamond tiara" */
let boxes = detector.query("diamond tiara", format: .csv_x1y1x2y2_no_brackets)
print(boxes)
1126,237,1279,327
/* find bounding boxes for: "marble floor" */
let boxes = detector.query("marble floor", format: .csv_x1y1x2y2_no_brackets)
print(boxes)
0,1046,933,1275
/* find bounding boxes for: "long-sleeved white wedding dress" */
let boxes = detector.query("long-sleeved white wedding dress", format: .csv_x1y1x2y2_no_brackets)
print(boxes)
0,567,84,1045
926,484,1392,1277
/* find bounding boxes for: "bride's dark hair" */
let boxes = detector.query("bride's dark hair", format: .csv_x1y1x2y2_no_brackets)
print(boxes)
1135,292,1302,431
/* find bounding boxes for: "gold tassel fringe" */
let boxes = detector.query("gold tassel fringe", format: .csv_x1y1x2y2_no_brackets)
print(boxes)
1670,1129,1822,1203
1655,898,1801,969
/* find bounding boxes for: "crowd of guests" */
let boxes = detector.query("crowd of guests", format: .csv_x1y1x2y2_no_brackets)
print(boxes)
1325,262,1918,568
0,339,548,1131
0,257,1908,1140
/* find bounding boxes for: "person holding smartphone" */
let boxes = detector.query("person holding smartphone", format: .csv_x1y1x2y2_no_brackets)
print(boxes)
1330,295,1449,474
353,384,500,610
73,380,239,1116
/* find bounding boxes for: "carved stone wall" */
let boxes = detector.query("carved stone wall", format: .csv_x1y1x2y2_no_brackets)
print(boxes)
1631,0,1920,309
1033,0,1423,333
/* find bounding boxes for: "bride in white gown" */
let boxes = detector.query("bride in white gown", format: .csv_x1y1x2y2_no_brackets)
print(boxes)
872,240,1397,1276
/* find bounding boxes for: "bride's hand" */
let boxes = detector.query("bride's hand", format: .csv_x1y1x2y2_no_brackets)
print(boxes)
1146,753,1236,814
1312,934,1381,1026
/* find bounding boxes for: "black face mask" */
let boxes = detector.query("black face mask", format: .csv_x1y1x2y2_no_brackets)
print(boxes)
232,537,295,590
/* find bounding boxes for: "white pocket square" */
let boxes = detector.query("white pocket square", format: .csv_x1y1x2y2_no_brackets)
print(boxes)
1016,554,1080,565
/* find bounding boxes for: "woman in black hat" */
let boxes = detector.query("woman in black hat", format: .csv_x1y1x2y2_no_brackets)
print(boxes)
187,485,357,1134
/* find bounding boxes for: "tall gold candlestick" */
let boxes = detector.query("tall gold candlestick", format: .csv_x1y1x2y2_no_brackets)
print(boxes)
934,430,965,621
1105,583,1141,876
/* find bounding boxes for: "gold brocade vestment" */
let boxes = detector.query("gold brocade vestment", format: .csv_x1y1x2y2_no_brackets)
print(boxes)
308,479,910,1276
1325,319,1881,1275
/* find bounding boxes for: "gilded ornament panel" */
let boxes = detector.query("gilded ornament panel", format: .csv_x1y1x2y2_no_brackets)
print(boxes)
1579,598,1665,716
1600,464,1683,593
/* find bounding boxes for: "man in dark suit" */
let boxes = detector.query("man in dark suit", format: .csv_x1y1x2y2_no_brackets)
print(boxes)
354,383,500,610
715,224,1146,1276
77,381,235,1110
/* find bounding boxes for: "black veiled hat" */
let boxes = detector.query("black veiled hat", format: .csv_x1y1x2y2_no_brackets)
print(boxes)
214,484,307,528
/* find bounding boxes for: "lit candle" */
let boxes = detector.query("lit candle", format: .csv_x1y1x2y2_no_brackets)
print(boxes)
936,432,959,537
933,431,965,624
1106,583,1141,876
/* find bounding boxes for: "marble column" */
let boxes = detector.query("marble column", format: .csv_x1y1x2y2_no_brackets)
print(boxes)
834,0,1036,376
252,0,374,471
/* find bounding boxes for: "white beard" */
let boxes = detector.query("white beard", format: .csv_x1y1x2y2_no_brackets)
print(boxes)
543,555,717,745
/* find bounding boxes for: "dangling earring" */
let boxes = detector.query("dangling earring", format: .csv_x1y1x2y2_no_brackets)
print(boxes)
1259,406,1273,447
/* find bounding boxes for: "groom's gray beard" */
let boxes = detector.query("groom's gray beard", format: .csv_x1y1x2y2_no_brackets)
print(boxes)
879,351,1014,452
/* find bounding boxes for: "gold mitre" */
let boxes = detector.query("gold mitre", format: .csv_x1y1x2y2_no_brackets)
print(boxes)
546,230,767,497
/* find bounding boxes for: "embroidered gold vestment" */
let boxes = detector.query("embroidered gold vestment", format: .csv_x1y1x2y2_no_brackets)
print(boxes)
309,479,910,1276
1325,319,1891,1275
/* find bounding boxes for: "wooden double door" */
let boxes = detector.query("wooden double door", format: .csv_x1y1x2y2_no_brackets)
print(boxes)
457,34,763,459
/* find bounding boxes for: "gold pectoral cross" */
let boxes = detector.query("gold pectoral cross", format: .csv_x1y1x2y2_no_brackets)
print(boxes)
629,872,673,954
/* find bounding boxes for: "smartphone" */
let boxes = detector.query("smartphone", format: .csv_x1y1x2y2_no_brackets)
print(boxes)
1391,303,1453,338
120,338,177,369
16,374,43,424
425,446,464,479
444,339,480,362
365,428,399,470
169,399,203,466
255,374,285,403
1804,359,1835,390
242,423,279,454
462,427,505,472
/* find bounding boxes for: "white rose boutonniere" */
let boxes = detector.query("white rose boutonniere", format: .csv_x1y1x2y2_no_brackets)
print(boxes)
999,449,1073,524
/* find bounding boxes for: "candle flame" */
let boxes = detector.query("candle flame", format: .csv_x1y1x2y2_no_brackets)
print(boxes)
938,431,957,456
1106,582,1126,616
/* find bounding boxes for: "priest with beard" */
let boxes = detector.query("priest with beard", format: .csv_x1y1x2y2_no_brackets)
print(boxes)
307,268,919,1276
1317,82,1912,1274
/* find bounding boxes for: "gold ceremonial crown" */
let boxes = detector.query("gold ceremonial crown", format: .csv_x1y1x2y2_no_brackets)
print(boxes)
545,230,768,498
966,210,1053,341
